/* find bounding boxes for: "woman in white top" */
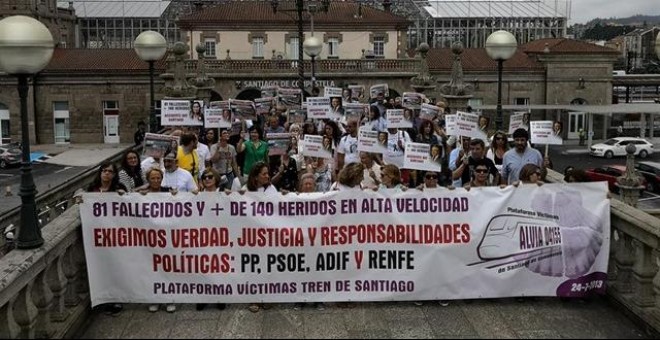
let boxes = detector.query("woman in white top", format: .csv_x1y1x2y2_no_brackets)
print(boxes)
332,162,364,191
243,161,278,194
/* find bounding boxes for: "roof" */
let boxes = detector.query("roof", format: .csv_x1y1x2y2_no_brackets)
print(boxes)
178,1,410,29
43,49,167,73
423,0,569,19
521,38,620,55
426,48,543,72
57,0,170,18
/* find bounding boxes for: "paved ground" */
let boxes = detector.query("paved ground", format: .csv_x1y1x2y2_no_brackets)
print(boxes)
81,297,649,339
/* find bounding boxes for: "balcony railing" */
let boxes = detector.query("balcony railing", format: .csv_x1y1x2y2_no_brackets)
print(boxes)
180,58,419,74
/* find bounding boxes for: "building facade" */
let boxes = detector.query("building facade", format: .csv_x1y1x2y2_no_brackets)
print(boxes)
0,2,626,145
1,0,76,47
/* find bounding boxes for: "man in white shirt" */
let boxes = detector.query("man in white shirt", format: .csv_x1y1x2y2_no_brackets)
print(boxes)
162,152,197,193
337,119,359,171
360,152,381,189
383,128,411,168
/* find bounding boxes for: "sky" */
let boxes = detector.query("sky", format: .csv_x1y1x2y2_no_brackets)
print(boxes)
568,0,660,24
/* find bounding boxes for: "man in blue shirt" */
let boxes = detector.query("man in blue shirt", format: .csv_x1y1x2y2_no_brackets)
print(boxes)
502,128,549,184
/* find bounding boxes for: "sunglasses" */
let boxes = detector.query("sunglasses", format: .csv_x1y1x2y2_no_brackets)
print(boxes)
202,175,215,180
425,175,438,179
474,169,488,174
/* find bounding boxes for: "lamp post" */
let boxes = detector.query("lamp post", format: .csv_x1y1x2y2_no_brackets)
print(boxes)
486,30,517,131
303,36,322,89
134,31,167,133
0,16,54,249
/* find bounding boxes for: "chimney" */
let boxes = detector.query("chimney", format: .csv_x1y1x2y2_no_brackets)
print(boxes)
383,0,392,12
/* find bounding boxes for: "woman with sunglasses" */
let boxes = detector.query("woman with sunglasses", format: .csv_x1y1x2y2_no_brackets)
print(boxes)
200,168,225,192
468,159,492,188
487,131,509,172
379,164,406,191
519,163,543,185
416,171,441,190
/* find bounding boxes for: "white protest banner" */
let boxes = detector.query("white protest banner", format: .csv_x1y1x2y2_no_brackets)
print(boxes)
143,133,179,158
456,111,488,141
402,92,425,110
207,101,232,128
302,134,333,159
348,85,365,102
386,109,412,129
161,100,204,126
324,87,343,98
81,182,610,306
230,100,256,121
357,127,387,154
255,97,276,115
403,142,443,172
509,112,526,134
419,103,439,121
278,88,302,109
369,83,389,99
306,97,332,120
531,121,563,145
267,133,292,156
445,115,457,136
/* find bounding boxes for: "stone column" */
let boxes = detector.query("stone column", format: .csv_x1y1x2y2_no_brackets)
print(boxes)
616,143,645,207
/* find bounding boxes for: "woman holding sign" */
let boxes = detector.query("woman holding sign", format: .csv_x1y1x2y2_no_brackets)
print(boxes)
237,125,269,177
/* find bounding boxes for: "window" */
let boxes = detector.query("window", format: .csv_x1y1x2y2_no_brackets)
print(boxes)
289,37,299,59
53,101,70,144
373,36,385,57
515,98,529,106
252,37,264,58
103,101,118,110
468,98,483,108
204,38,216,58
327,38,339,58
0,103,10,144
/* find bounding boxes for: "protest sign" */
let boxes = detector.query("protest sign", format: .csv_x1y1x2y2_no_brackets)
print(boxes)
230,100,256,121
445,115,457,136
267,133,292,156
509,112,526,134
278,88,303,109
456,111,488,141
419,103,439,121
302,134,333,159
531,121,563,145
369,84,389,99
386,109,412,129
143,133,179,158
403,142,443,172
161,100,204,126
324,87,343,98
357,127,387,154
402,92,425,110
306,97,332,120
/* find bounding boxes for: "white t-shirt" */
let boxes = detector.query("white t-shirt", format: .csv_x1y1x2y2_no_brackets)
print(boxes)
141,157,164,181
196,142,211,177
162,168,196,192
337,134,359,166
361,163,382,189
384,130,411,168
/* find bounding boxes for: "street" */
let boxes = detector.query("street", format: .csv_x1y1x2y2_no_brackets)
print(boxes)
0,162,87,215
547,144,660,210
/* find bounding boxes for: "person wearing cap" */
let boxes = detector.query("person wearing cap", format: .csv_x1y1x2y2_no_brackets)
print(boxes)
501,128,548,185
162,152,197,193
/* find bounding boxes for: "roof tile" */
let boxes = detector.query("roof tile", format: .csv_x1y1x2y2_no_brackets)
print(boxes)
521,38,620,54
44,49,167,72
426,48,543,72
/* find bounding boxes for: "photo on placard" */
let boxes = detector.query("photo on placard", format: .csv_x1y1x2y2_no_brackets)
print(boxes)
402,92,425,110
429,144,443,166
348,85,365,102
288,109,307,125
278,88,303,110
369,84,389,99
230,99,257,121
189,100,205,125
553,121,563,137
261,86,278,98
267,133,292,156
479,115,490,133
143,133,180,159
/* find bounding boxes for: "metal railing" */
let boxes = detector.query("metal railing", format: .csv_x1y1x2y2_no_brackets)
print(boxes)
180,58,420,74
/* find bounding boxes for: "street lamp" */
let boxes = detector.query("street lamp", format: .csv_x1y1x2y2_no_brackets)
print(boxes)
0,16,54,249
303,36,322,89
486,30,517,131
134,31,167,133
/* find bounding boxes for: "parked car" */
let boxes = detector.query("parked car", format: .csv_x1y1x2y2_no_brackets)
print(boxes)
584,165,647,193
0,146,21,169
590,137,654,159
635,161,660,193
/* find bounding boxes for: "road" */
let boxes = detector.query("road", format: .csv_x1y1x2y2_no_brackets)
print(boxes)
0,162,87,216
547,144,660,210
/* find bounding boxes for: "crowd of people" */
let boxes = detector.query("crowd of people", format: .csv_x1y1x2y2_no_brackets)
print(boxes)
92,88,598,316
